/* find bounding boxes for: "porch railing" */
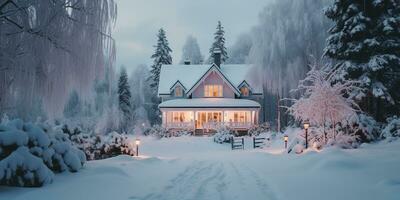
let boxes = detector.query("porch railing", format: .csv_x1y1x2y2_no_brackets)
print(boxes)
203,122,253,129
165,122,194,129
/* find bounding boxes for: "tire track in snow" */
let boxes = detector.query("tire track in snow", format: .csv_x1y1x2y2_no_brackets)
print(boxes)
241,164,278,200
140,160,227,200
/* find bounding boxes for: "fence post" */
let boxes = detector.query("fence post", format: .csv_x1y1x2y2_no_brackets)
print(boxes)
231,136,233,150
242,138,244,149
253,137,255,148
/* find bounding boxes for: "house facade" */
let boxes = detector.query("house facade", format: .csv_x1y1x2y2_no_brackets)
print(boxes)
158,54,263,133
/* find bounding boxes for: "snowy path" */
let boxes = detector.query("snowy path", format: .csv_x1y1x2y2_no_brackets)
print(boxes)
1,136,400,200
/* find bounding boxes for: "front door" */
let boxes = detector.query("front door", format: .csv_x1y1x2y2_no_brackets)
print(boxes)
195,111,222,129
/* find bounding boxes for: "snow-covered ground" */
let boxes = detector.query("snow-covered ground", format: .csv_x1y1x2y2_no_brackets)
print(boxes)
1,136,399,200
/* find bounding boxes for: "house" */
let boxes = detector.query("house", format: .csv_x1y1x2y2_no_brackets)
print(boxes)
158,51,263,133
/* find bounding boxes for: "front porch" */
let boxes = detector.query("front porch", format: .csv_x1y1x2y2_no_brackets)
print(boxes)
159,98,261,133
161,109,259,131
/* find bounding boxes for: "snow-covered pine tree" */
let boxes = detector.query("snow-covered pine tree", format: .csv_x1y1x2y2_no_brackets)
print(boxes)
118,67,132,132
147,28,172,125
324,0,400,120
63,90,82,119
149,28,173,90
180,35,204,64
208,21,228,64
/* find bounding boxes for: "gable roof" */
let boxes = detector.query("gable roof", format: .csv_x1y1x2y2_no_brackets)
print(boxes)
169,80,186,92
158,64,261,95
186,64,240,96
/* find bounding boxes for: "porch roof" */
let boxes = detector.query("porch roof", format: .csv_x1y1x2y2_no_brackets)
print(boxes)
159,98,261,108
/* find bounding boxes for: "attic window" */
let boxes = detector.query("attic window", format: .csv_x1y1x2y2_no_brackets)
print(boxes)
240,86,249,96
205,85,223,97
175,86,183,97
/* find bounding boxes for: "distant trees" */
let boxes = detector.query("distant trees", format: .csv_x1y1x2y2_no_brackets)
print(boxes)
180,35,204,64
208,21,228,64
129,64,152,132
248,0,332,126
118,67,132,133
324,0,400,121
63,90,82,119
0,0,117,119
226,33,252,64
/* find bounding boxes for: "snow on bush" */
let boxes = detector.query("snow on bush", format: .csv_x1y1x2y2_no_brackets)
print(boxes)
61,125,135,160
248,122,270,136
213,125,234,143
288,65,361,149
0,119,86,187
0,147,54,187
144,125,169,138
381,116,400,140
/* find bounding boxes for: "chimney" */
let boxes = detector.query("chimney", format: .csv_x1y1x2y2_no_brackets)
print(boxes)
184,59,191,65
213,48,221,67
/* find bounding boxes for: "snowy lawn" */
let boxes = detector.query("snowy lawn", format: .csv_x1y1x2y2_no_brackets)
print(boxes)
1,136,399,200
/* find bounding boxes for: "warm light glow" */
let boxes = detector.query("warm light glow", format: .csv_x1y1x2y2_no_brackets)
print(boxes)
303,121,310,130
240,86,249,96
204,84,223,97
284,135,288,142
175,85,183,97
135,139,140,145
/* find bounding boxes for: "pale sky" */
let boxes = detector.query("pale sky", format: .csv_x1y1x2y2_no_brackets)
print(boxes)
113,0,269,73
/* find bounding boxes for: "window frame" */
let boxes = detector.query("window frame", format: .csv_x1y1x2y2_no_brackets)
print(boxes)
204,84,223,97
174,85,183,97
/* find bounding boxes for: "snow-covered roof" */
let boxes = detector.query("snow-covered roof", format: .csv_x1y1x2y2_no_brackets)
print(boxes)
159,98,261,108
158,64,262,95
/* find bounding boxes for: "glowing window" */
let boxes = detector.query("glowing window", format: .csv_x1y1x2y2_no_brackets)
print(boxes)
204,85,223,97
240,87,249,96
175,86,183,97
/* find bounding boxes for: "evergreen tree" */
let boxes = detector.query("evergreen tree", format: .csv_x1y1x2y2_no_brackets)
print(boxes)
324,0,400,120
208,21,228,64
180,35,204,64
149,28,173,90
118,67,132,132
63,90,82,119
147,28,172,125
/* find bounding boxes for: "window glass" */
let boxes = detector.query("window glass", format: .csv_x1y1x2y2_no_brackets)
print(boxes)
175,86,182,97
240,87,249,96
204,85,223,97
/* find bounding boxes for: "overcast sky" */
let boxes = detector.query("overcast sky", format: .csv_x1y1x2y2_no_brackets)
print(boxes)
113,0,269,73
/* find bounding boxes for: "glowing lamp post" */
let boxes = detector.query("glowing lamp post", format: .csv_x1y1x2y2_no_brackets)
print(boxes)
135,138,141,157
284,135,288,149
303,121,310,149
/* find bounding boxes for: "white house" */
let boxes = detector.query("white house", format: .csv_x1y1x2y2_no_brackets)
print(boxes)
158,53,263,134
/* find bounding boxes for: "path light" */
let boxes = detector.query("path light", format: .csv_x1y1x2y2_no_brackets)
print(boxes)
284,135,288,149
303,121,310,149
135,138,141,157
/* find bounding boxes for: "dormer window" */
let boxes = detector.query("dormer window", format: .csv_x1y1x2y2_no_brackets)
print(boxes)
205,85,223,97
175,85,183,97
240,86,249,96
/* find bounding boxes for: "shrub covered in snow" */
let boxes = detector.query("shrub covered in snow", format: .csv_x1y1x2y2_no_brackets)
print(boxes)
0,119,86,187
381,116,400,140
144,125,169,138
213,125,234,143
61,125,135,160
248,122,270,136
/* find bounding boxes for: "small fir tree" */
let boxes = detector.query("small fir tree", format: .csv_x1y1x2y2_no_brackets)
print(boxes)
118,67,132,132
